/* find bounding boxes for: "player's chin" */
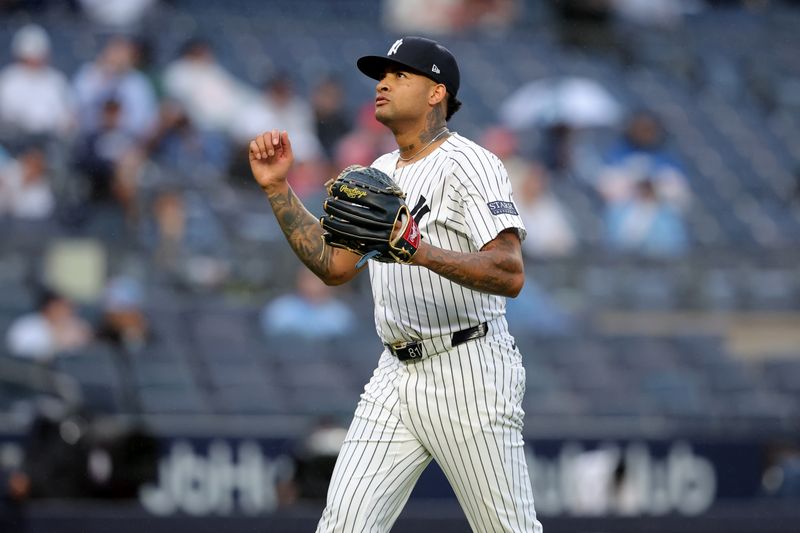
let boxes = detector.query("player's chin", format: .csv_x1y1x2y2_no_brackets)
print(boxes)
374,108,392,126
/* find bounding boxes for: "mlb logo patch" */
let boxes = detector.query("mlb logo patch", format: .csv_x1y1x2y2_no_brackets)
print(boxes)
487,201,519,216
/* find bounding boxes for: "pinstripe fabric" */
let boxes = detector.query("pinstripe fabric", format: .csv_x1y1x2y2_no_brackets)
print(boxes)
316,134,542,532
368,133,527,346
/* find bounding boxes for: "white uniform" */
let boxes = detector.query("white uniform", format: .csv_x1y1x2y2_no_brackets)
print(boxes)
316,133,543,532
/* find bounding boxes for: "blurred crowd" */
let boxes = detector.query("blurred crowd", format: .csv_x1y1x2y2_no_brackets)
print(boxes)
0,0,797,384
0,14,698,356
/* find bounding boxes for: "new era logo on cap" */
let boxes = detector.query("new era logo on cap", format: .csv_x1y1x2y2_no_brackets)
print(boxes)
357,36,461,97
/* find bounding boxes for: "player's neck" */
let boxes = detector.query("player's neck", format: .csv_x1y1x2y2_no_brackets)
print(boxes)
394,122,450,164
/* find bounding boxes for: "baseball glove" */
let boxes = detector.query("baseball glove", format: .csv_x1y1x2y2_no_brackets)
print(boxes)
320,165,421,268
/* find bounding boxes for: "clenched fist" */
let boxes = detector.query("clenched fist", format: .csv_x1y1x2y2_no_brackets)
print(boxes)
249,129,294,193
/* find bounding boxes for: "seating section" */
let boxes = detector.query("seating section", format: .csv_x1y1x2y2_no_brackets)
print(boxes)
0,1,798,430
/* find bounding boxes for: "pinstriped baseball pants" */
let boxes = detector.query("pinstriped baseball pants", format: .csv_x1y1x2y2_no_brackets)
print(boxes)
316,333,543,532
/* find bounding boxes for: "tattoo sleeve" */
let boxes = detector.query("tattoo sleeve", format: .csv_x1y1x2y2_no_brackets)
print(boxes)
264,185,334,279
414,230,524,297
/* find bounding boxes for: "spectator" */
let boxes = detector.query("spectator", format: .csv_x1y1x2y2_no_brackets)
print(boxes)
6,289,93,362
74,98,139,216
311,74,352,161
94,276,153,354
130,37,162,98
605,178,689,257
233,72,323,163
540,122,575,175
163,38,256,134
383,0,462,34
0,145,55,220
260,268,356,339
597,111,691,210
383,0,518,34
231,72,326,199
505,279,576,335
0,465,29,533
452,0,519,33
480,126,528,185
73,35,158,141
146,100,230,179
94,276,152,413
515,162,577,258
0,24,74,138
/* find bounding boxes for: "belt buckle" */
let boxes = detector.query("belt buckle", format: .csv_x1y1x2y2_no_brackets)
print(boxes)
392,341,423,361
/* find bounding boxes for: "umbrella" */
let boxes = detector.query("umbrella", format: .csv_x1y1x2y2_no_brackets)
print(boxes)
499,77,622,129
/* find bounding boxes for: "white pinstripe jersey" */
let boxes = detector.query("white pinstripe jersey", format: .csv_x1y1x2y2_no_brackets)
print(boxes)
368,132,527,346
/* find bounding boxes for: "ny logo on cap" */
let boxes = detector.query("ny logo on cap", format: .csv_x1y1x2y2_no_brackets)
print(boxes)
387,39,403,56
432,64,440,74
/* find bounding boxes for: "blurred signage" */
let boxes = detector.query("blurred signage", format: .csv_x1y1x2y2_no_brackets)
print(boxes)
138,438,294,516
527,440,717,516
0,433,769,517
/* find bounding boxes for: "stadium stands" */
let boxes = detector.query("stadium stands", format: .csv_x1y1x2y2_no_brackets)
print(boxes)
0,0,798,436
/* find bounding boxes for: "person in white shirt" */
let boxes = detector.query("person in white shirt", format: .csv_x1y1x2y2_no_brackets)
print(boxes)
6,290,92,362
515,161,577,258
232,72,323,163
162,38,257,134
0,24,74,138
0,146,55,220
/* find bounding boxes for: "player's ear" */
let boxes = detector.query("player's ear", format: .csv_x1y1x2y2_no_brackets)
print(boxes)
429,83,447,106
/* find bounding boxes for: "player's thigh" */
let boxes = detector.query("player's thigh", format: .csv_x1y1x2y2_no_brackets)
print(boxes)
435,423,538,533
317,367,432,532
427,341,539,532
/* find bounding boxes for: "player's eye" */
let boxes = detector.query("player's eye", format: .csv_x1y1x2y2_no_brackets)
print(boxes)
397,72,407,78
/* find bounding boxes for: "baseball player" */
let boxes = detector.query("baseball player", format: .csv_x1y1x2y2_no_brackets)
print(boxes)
249,36,542,532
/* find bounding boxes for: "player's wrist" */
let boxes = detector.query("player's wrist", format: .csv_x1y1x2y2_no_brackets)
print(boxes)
260,179,289,196
410,240,429,266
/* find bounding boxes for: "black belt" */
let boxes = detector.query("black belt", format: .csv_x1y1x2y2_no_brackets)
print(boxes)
387,322,489,362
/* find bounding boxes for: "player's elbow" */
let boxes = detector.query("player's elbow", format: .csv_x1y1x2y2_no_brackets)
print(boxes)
322,274,348,287
319,274,347,287
505,271,525,298
500,252,525,297
320,268,356,287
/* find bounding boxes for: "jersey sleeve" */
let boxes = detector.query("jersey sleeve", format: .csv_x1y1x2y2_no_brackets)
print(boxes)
455,153,527,250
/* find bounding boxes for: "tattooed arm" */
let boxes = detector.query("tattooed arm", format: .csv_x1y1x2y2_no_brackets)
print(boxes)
412,229,525,297
249,130,361,285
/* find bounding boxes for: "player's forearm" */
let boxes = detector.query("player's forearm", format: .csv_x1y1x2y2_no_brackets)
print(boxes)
412,234,525,297
262,183,339,282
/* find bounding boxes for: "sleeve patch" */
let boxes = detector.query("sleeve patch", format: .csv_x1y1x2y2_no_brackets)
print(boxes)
487,201,519,216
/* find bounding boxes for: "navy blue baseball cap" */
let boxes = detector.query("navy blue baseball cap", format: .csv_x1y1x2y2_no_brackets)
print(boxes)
357,36,460,97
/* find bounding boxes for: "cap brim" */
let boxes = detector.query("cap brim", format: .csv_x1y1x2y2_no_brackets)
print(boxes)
357,55,417,81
